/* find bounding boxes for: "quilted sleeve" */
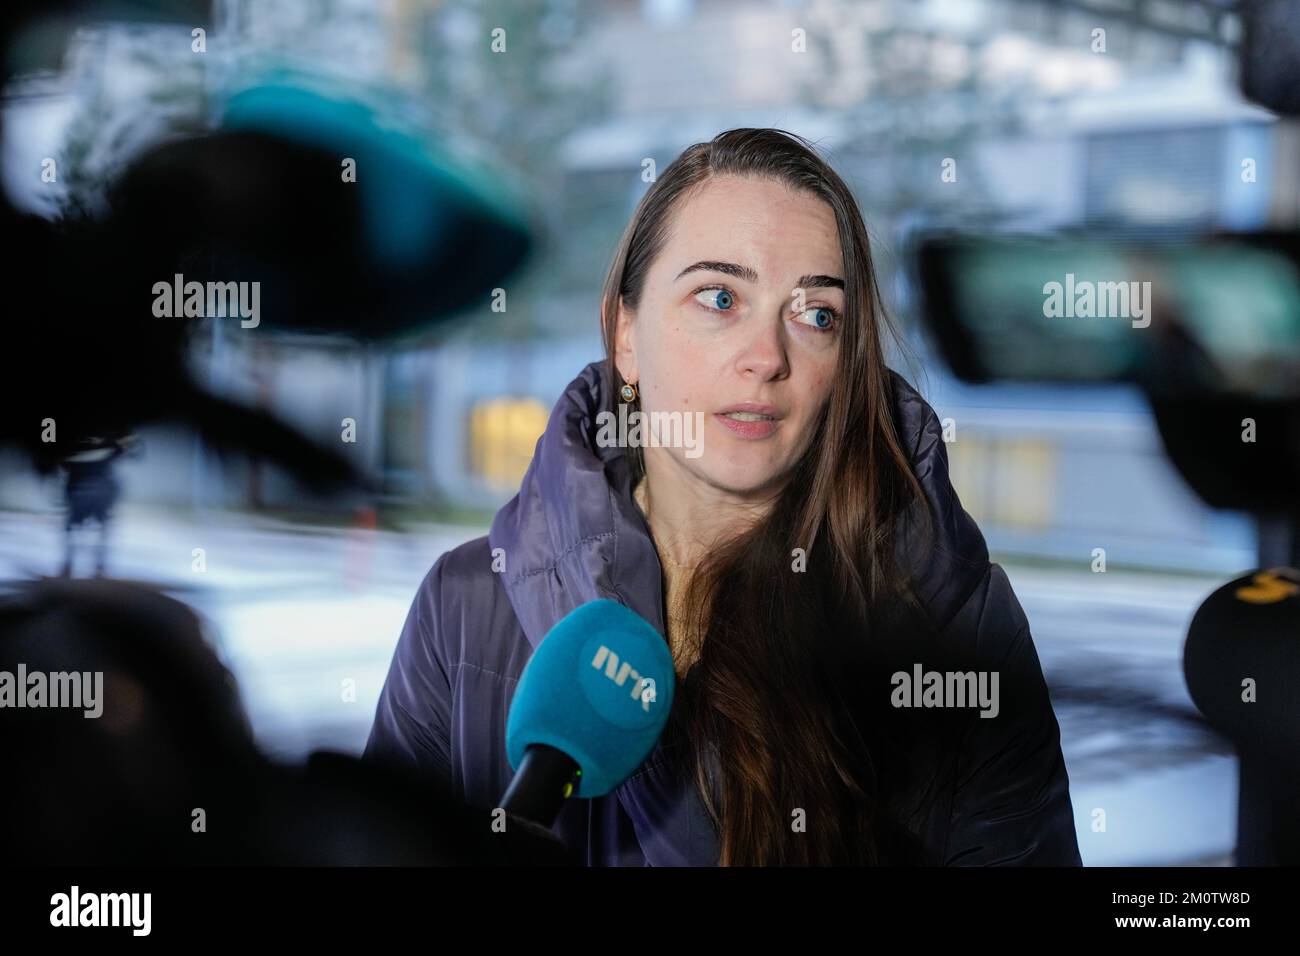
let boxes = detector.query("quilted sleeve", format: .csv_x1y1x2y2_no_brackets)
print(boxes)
363,554,455,789
938,563,1081,865
889,371,1081,865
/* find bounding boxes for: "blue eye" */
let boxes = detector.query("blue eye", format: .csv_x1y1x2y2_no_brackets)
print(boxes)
693,287,734,311
794,306,839,331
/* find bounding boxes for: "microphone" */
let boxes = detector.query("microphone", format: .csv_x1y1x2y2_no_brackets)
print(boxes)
1184,568,1300,864
500,599,676,828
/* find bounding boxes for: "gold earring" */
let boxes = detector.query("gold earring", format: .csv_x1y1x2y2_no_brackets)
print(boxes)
620,381,638,402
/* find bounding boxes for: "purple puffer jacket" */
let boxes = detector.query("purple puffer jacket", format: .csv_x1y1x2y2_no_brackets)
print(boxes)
363,359,1082,866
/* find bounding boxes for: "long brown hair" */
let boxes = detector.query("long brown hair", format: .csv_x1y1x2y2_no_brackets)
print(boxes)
600,128,941,865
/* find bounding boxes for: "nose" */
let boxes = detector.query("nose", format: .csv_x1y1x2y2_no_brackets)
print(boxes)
735,311,790,381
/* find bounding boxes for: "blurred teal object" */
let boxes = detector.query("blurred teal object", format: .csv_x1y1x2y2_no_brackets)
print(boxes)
220,78,534,310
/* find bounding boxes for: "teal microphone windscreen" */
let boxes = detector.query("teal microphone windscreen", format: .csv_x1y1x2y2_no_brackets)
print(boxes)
207,74,534,339
506,599,675,798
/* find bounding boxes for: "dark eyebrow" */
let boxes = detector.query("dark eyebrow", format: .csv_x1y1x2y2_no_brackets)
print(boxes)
674,260,844,291
795,274,845,291
675,260,758,283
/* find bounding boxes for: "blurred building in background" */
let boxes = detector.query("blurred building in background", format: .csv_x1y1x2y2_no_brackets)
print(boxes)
5,0,1269,572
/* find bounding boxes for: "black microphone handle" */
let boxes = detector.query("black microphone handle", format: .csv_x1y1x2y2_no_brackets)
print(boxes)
500,743,582,828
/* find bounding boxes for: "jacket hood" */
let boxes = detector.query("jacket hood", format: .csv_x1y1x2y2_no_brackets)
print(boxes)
489,359,664,650
488,358,989,651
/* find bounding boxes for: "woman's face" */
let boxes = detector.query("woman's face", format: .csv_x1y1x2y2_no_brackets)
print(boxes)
615,174,845,496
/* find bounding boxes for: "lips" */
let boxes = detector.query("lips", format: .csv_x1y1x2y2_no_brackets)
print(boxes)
715,402,781,438
716,402,780,420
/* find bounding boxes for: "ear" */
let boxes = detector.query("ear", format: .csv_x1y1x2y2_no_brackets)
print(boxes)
612,296,639,383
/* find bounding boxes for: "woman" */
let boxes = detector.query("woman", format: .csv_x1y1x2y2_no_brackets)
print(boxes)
365,128,1081,866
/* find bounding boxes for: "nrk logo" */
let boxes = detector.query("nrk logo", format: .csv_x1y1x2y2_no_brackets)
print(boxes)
590,645,656,712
